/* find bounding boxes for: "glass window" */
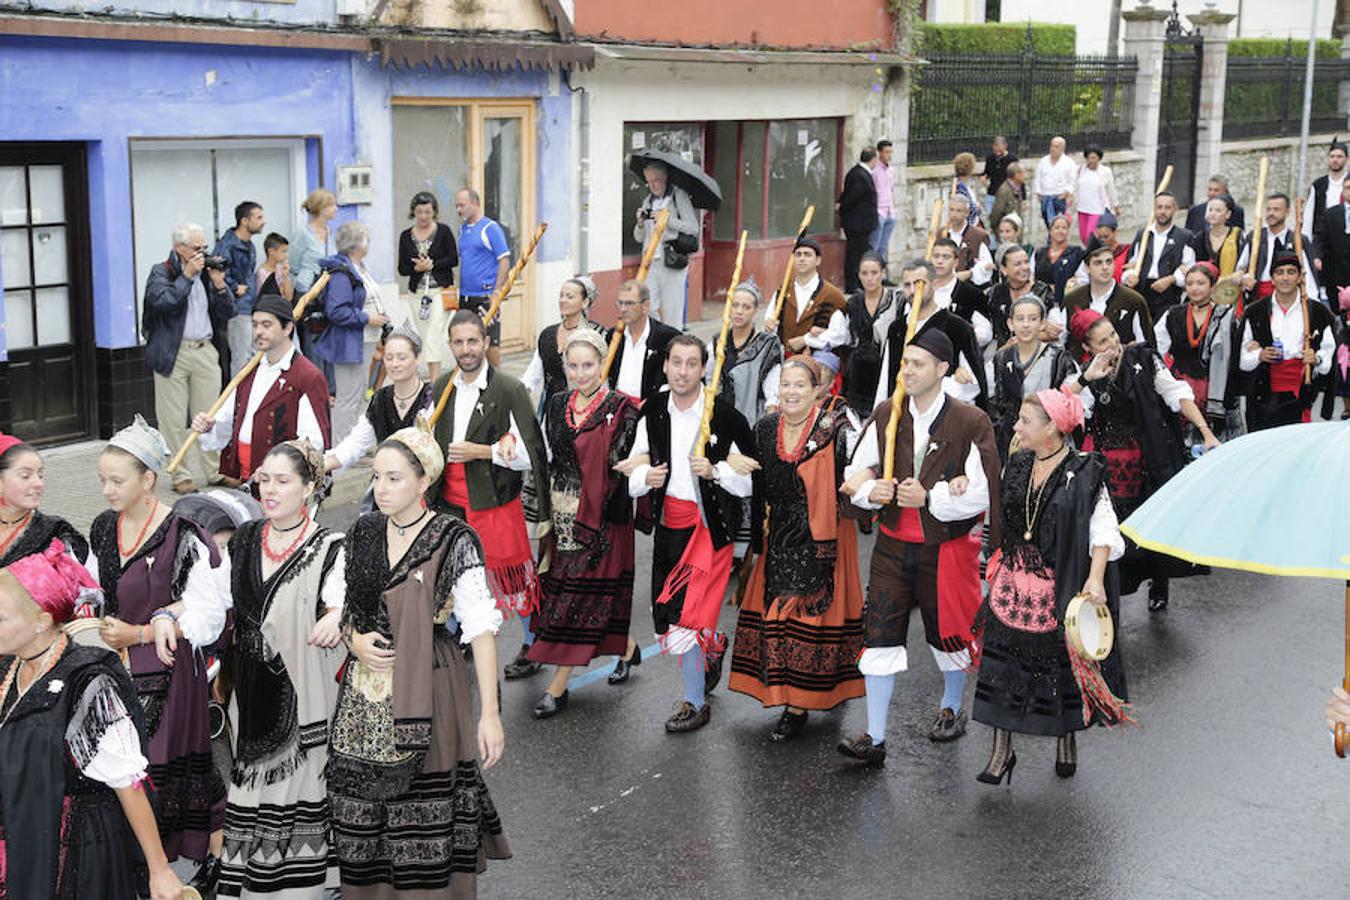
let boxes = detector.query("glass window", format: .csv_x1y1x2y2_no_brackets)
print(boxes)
27,166,65,225
483,116,523,256
391,105,470,234
711,121,738,243
741,122,767,240
621,122,703,258
0,167,26,227
767,119,839,239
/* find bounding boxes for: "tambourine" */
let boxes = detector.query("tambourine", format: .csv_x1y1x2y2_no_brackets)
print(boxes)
183,888,203,900
62,618,130,670
1064,593,1114,662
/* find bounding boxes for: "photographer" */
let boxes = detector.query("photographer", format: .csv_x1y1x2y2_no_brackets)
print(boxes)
315,220,390,440
634,161,700,329
143,222,235,493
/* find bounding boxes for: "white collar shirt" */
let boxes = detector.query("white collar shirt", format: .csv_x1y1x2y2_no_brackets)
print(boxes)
617,319,650,398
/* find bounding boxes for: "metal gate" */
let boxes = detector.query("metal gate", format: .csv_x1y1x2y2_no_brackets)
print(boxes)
1157,12,1203,208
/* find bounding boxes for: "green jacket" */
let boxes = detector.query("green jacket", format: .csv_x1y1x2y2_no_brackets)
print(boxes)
425,366,551,521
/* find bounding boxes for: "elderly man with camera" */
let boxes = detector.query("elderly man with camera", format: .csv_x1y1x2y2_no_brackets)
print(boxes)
143,222,236,493
635,160,700,329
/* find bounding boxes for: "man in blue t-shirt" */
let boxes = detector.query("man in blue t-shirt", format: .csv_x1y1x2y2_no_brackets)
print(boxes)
455,188,512,366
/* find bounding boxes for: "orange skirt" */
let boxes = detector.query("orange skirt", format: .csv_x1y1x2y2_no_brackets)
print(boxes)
728,524,865,711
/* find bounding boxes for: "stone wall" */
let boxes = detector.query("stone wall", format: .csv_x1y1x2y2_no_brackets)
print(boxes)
1217,133,1339,219
889,148,1150,264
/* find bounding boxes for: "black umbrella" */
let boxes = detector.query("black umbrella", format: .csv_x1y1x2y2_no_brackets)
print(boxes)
628,149,722,211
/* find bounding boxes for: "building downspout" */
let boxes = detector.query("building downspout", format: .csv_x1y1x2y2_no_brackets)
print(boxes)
566,69,589,274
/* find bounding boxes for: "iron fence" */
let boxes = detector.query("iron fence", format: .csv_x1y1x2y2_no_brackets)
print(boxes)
1223,52,1350,140
909,53,1138,164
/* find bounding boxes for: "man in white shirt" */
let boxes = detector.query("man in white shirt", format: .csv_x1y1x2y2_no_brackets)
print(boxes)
1034,136,1078,226
929,238,993,348
606,279,680,404
191,293,331,486
838,327,1001,763
619,334,756,733
1303,138,1348,247
766,236,849,357
1122,191,1196,320
1239,193,1318,301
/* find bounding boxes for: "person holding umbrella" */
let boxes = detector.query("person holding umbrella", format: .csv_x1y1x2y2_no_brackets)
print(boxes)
632,152,714,329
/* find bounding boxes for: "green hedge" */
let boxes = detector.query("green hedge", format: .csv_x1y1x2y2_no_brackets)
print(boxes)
1228,38,1340,59
916,22,1076,57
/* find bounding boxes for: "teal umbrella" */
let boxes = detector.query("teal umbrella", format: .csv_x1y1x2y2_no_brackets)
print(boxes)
1120,421,1350,757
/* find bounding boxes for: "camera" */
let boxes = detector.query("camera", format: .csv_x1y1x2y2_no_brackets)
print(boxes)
203,255,228,271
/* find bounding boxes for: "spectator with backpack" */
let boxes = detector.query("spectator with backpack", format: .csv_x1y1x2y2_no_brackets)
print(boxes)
291,188,338,396
143,222,235,493
315,220,390,440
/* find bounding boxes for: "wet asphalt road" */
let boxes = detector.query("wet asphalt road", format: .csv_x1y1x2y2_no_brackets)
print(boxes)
317,501,1348,900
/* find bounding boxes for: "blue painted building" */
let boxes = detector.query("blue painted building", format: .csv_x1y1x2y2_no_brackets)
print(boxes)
0,1,587,442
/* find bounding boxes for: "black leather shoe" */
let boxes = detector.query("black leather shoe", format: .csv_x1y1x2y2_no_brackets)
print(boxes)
532,690,569,719
836,733,886,765
503,643,542,680
189,852,221,895
665,700,711,733
769,709,808,742
607,646,642,685
928,708,968,742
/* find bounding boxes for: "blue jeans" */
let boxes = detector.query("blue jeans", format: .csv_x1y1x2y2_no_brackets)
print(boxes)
982,194,995,219
1040,195,1067,226
869,215,896,259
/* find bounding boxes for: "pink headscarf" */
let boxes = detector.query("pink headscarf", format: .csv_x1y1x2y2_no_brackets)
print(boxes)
7,539,97,625
1035,387,1085,435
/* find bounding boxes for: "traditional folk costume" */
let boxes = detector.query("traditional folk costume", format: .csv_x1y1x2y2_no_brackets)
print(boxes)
987,279,1054,348
87,419,233,865
990,339,1078,461
328,324,434,475
218,494,346,898
328,429,508,898
974,391,1129,744
1238,222,1318,310
524,319,606,424
200,297,332,481
1059,280,1153,363
1237,252,1337,431
842,286,900,417
1190,226,1247,307
1154,280,1240,442
427,365,548,618
606,316,680,403
1068,310,1196,607
931,275,994,353
1126,222,1196,321
727,405,865,719
775,238,849,354
874,300,987,411
0,509,87,568
627,393,757,727
527,386,641,667
845,331,1002,751
1033,243,1086,307
0,540,149,900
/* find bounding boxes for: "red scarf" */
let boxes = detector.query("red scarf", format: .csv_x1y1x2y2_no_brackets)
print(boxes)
654,498,734,656
442,463,538,615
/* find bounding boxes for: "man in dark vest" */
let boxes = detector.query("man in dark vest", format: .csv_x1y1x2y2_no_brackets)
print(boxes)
428,309,550,678
617,334,758,733
191,292,331,485
873,259,986,411
929,237,993,351
1239,193,1319,306
942,194,993,286
1237,251,1337,431
1303,137,1348,248
1122,191,1195,321
606,278,680,405
838,328,1002,765
1062,244,1153,361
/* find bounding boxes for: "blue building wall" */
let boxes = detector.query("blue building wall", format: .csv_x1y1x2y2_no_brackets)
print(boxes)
21,0,340,26
0,33,575,362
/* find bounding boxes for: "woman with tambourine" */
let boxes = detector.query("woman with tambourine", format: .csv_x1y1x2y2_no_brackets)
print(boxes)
971,388,1128,786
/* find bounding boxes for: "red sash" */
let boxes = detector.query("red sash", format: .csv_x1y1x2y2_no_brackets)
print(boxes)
238,443,253,480
442,462,539,615
655,498,734,654
1269,357,1305,395
880,506,925,543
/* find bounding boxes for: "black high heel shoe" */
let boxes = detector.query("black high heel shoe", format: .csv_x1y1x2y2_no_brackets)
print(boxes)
976,728,1016,785
769,709,808,742
189,853,222,895
607,645,643,685
1056,732,1078,778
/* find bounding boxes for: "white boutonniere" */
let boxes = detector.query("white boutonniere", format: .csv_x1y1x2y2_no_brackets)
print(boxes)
926,441,941,456
413,570,424,584
47,680,64,694
279,378,286,388
1132,362,1143,374
806,439,817,452
476,402,485,416
709,433,719,447
606,412,614,425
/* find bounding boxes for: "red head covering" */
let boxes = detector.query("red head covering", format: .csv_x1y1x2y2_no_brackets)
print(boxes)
6,539,98,625
1189,260,1219,284
1035,387,1085,435
1069,308,1105,345
0,432,23,460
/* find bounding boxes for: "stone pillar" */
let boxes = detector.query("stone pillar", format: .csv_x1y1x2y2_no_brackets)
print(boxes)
1188,11,1237,201
1121,4,1170,230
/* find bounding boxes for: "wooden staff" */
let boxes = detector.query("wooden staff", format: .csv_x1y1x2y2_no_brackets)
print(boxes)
167,271,331,475
1246,156,1270,283
767,205,817,327
1294,197,1313,385
694,231,748,456
426,221,549,428
600,208,669,383
881,280,927,481
924,197,944,261
1129,164,1175,282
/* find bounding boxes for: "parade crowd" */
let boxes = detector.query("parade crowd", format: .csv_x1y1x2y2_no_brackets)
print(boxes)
2,141,1350,899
